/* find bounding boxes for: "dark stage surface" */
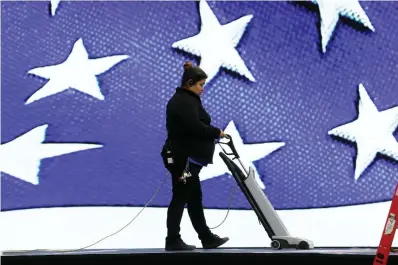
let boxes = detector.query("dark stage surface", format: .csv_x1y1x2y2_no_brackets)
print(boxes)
3,247,398,265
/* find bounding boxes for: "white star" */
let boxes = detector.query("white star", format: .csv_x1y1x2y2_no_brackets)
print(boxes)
328,83,398,181
172,0,255,84
200,120,285,189
50,0,61,16
312,0,375,53
0,124,103,185
26,38,129,105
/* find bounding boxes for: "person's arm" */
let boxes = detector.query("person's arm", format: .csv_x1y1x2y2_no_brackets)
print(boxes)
175,100,222,140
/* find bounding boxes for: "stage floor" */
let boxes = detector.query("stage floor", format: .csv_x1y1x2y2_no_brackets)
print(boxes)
2,247,398,265
2,247,397,256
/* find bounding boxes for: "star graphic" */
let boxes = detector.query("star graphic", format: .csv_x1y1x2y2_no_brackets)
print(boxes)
26,38,129,104
200,120,285,189
0,125,103,185
312,0,375,53
172,0,255,84
50,0,61,16
328,83,398,181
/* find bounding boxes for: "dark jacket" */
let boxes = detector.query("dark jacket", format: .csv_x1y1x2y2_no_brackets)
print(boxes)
165,87,221,165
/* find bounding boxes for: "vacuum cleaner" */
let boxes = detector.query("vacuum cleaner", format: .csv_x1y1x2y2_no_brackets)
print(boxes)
218,135,314,250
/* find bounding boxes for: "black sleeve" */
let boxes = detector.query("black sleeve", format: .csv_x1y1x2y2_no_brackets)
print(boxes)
175,100,221,139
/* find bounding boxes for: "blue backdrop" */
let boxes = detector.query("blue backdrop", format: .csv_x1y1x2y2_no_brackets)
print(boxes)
2,1,397,211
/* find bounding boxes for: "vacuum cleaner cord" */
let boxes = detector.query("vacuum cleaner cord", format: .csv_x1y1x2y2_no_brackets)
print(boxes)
7,142,238,254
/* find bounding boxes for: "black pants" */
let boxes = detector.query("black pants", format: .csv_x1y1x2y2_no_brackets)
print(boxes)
166,156,212,241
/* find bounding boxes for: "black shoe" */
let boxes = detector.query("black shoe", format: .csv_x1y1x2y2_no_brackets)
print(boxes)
201,233,229,249
165,237,196,251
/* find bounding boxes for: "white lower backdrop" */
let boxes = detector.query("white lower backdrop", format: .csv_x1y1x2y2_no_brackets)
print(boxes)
1,200,397,251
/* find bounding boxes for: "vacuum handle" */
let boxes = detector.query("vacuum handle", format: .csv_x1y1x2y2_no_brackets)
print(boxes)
221,134,240,159
219,134,249,175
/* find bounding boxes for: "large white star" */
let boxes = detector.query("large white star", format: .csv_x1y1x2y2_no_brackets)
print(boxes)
0,125,103,185
172,0,255,84
50,0,61,16
200,120,285,189
312,0,375,53
26,38,129,105
328,83,398,181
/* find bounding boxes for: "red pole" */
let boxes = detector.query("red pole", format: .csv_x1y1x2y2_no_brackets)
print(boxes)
373,183,398,265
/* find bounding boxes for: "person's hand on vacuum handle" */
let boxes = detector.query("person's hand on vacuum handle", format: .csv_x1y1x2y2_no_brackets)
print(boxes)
219,130,225,138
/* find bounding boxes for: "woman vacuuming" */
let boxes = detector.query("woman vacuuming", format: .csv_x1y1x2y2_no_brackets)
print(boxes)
161,61,229,251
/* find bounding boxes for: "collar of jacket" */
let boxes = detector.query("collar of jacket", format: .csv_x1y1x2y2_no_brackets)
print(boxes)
176,87,201,101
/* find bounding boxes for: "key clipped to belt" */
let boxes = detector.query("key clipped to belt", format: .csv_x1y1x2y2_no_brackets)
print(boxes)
179,170,192,184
